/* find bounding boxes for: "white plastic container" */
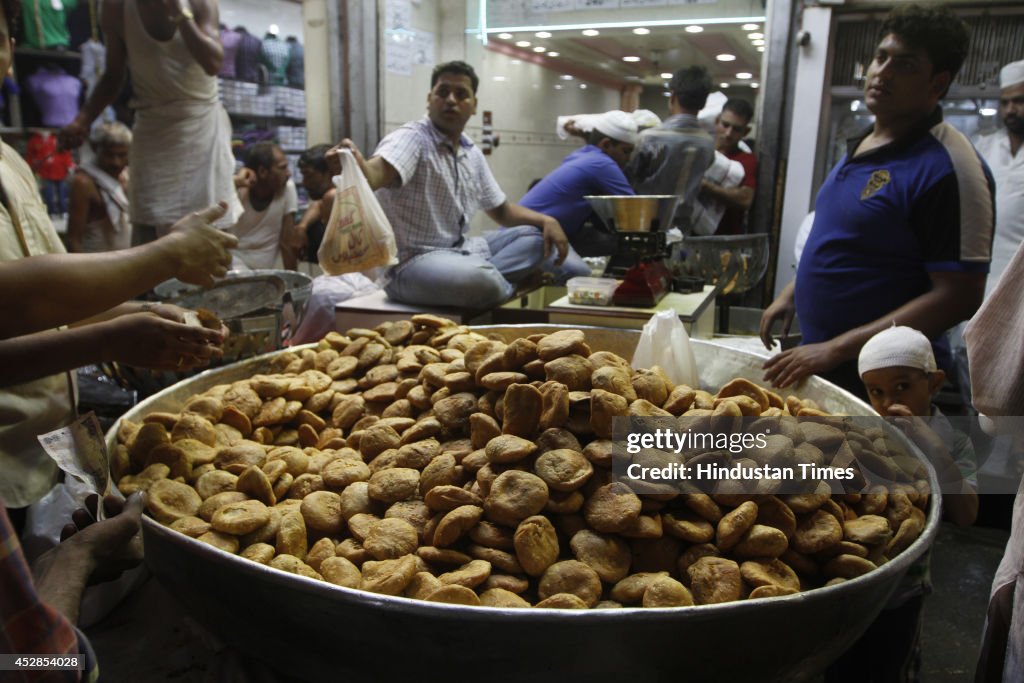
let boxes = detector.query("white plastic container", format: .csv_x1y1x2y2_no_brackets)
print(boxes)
567,276,618,306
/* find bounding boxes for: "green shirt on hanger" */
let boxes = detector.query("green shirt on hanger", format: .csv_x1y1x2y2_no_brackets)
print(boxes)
20,0,79,50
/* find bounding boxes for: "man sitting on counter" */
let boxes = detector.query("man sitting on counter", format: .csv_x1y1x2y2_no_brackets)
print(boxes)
331,60,569,310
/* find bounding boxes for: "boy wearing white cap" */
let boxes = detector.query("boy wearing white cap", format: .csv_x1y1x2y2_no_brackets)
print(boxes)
826,325,978,682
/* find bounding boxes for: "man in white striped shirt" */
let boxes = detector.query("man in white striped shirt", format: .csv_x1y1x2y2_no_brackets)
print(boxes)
334,61,568,309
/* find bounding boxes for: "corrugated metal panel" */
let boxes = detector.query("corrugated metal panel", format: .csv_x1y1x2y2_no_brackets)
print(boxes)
831,11,1024,88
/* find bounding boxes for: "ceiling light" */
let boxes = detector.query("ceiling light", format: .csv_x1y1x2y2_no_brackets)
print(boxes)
579,83,588,89
685,25,704,33
547,51,559,57
582,29,599,37
533,46,547,52
750,83,759,89
516,40,531,47
742,23,759,31
660,72,673,79
748,32,764,39
535,31,552,38
498,33,513,40
622,56,641,62
493,76,507,81
720,82,730,88
633,27,650,35
752,39,765,46
560,74,573,80
554,84,564,90
716,54,736,62
663,92,671,97
980,107,997,116
736,72,752,79
756,47,765,52
510,59,521,64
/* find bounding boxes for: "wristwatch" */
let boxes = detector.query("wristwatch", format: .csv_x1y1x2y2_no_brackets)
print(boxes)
171,6,195,26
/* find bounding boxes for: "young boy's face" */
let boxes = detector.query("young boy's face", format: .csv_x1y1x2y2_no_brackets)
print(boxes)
861,366,944,416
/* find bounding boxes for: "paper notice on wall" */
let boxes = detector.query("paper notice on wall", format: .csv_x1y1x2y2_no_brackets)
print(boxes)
37,412,111,514
531,0,574,11
386,32,413,76
385,0,412,31
412,31,435,66
621,0,667,7
575,0,621,9
668,0,717,5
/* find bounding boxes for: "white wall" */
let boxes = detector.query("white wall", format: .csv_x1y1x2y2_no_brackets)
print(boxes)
380,0,618,235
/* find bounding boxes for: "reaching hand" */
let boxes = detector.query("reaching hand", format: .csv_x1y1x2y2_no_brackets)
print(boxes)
58,119,90,151
760,291,796,351
104,312,224,371
762,340,843,389
59,492,145,585
327,139,371,179
542,218,569,266
163,203,239,287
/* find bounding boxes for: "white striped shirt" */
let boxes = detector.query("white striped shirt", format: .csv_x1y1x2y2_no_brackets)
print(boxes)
374,117,506,261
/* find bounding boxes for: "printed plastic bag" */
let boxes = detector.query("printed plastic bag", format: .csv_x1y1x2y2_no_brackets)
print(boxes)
317,149,398,275
632,309,699,388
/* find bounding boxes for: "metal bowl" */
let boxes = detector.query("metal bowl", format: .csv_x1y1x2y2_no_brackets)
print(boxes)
109,326,940,683
673,233,771,296
585,195,681,233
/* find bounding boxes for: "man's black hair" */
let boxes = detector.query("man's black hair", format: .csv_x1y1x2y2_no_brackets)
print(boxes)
879,4,970,91
668,66,712,112
431,60,479,95
245,141,278,171
299,143,332,173
722,98,754,123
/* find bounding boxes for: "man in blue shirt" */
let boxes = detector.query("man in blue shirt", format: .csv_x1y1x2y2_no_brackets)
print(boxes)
519,110,637,277
760,4,994,397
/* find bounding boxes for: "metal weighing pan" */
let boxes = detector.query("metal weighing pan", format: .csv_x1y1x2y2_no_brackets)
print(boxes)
109,326,941,683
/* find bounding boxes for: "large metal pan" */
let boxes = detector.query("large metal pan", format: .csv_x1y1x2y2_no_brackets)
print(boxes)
108,326,940,683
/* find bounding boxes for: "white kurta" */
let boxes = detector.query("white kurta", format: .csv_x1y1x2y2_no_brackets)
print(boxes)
974,130,1024,297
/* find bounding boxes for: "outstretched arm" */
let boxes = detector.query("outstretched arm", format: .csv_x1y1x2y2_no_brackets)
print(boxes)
0,204,237,339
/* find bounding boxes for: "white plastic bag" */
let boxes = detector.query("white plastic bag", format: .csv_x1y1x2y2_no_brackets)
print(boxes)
632,309,699,388
317,149,398,275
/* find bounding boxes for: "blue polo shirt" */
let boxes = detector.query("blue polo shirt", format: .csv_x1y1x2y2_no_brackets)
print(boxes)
796,108,994,368
519,145,634,239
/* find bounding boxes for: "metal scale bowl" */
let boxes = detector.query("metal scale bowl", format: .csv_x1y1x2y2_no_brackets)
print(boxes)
672,233,771,332
584,195,681,307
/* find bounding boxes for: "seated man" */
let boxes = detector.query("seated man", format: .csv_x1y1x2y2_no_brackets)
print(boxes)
67,121,132,252
627,66,716,230
518,110,637,271
228,141,298,271
333,60,568,310
292,143,335,267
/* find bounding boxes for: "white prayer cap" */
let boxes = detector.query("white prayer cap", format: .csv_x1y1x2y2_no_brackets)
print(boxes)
858,325,937,377
591,110,639,145
632,109,662,130
1001,60,1024,89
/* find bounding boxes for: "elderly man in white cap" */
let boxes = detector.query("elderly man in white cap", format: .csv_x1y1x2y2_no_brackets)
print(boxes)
518,110,639,275
975,59,1024,297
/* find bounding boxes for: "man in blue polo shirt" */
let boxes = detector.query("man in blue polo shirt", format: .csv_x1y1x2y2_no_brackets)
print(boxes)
759,4,994,397
518,110,638,279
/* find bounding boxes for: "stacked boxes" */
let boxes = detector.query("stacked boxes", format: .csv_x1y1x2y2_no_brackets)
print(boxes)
270,86,307,119
219,79,306,119
275,126,307,152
